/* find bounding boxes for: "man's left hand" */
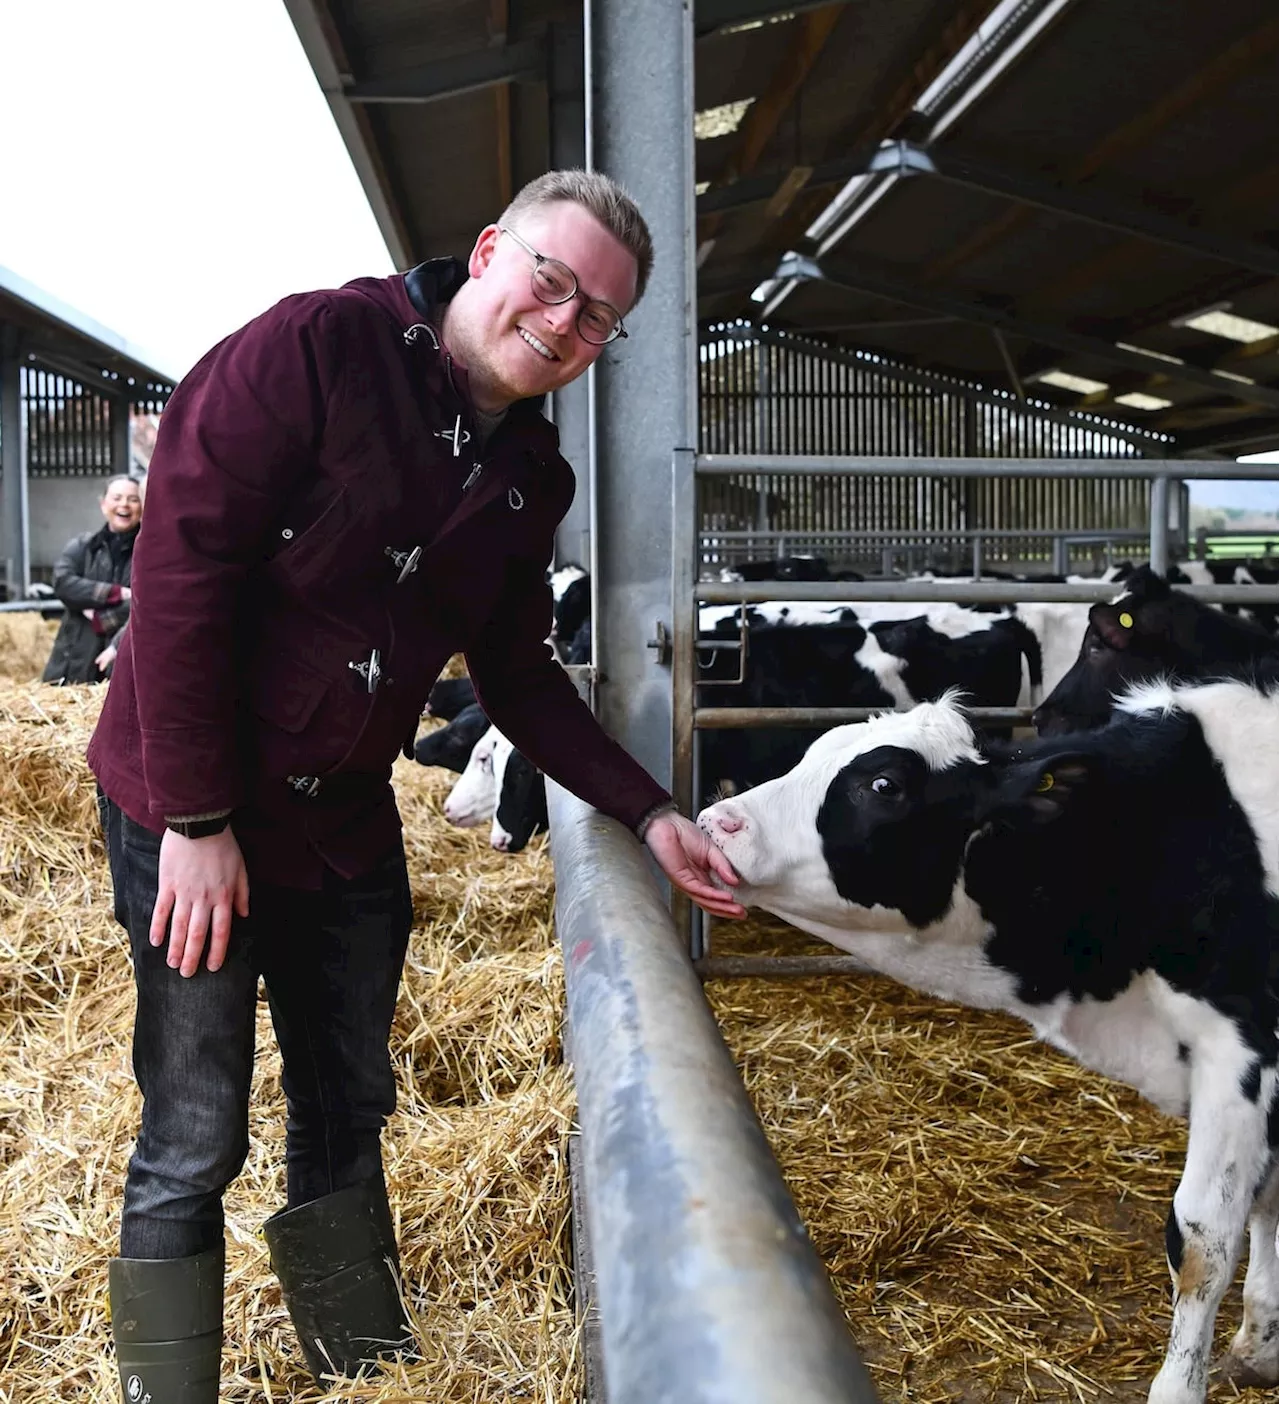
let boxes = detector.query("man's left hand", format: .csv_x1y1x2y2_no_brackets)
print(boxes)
644,810,746,920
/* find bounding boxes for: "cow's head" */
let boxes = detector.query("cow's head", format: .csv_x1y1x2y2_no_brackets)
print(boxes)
1033,566,1189,734
443,726,500,827
415,703,490,773
697,697,983,934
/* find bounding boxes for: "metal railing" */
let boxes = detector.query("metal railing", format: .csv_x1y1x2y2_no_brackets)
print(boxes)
548,781,881,1404
699,525,1157,578
672,456,1280,965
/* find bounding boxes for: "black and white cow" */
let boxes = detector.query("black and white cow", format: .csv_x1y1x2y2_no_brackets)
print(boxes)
698,680,1278,1404
549,563,591,651
1034,565,1278,734
413,702,489,771
442,723,547,853
695,600,1042,796
1168,558,1279,633
423,675,478,722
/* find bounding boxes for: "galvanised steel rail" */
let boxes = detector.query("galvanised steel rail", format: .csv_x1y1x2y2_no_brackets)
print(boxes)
700,580,1277,606
697,455,1273,480
548,781,881,1404
697,705,1032,729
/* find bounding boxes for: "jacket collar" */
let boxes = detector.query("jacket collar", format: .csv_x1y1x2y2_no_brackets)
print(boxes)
402,257,468,322
400,259,553,429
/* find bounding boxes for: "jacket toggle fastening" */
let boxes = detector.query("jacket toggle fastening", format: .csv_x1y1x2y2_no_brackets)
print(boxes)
435,414,471,457
384,545,422,583
348,648,383,692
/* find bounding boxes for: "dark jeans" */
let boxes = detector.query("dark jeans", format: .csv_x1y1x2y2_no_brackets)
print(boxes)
102,796,413,1260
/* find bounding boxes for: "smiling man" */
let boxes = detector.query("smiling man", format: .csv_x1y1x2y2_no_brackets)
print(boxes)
85,168,742,1403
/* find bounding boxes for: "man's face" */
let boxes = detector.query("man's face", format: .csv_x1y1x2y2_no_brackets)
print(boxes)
454,200,639,408
100,478,142,532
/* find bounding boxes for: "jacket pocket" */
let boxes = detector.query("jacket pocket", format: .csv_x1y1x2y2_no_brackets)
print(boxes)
264,486,352,592
248,657,330,734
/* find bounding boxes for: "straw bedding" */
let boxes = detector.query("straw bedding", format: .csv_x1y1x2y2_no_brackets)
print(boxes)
0,625,1270,1401
0,675,577,1403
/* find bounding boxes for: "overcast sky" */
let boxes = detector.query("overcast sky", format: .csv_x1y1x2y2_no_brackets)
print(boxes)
0,0,394,380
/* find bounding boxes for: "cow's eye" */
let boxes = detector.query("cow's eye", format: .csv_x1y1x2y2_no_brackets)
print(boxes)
870,775,898,795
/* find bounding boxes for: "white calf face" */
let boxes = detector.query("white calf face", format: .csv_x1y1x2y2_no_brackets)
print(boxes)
697,698,981,926
443,727,499,827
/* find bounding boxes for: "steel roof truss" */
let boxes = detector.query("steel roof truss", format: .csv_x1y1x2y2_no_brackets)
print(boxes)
344,37,546,104
784,252,1280,408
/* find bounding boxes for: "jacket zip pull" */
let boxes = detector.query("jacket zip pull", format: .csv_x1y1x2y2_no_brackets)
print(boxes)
462,463,483,492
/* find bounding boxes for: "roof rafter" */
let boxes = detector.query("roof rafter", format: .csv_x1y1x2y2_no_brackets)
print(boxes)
918,17,1278,285
698,5,846,247
786,251,1279,407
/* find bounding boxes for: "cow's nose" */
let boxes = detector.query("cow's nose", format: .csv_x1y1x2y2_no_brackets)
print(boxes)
491,831,511,851
701,804,745,836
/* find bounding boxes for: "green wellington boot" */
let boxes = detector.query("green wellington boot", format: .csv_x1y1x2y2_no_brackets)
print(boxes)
262,1179,415,1383
108,1243,224,1403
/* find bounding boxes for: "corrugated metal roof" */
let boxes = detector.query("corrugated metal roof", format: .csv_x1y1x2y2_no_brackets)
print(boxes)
286,0,1277,455
0,263,177,398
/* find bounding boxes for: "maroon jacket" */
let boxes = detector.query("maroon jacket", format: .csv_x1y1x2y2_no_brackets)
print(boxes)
87,260,670,887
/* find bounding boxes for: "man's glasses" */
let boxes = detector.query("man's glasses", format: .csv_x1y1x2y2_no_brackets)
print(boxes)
498,225,628,346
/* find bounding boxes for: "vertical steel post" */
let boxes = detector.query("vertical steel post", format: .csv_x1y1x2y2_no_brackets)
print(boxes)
0,329,30,597
586,0,696,789
548,20,593,575
672,446,699,955
1149,473,1171,575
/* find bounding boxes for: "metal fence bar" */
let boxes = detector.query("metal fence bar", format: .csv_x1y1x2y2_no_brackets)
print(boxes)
0,598,62,613
697,456,1265,480
548,782,881,1404
697,955,877,980
700,526,1154,542
696,706,1032,729
699,581,1278,606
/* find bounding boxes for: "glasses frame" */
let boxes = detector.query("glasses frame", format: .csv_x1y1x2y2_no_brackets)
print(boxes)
497,225,629,345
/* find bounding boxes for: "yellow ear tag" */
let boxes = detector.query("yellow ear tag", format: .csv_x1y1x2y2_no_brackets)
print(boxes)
1035,772,1055,793
1118,611,1134,629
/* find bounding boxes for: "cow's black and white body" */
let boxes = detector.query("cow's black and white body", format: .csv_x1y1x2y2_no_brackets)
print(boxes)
1035,565,1278,733
698,680,1279,1403
696,599,1043,795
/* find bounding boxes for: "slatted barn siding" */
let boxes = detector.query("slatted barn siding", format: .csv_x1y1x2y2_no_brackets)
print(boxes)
698,327,1169,575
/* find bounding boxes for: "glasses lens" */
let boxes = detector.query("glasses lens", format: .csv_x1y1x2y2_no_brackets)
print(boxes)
578,302,622,345
532,259,576,304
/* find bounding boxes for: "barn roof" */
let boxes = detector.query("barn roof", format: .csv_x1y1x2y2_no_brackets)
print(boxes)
284,0,1278,457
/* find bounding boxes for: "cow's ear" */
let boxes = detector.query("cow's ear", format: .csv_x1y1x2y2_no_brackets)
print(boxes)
1020,756,1091,822
1088,602,1137,650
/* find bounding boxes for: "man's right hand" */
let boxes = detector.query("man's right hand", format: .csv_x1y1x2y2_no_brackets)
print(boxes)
149,828,250,977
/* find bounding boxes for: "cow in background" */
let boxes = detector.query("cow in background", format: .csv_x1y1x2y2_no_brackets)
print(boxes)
1034,565,1277,734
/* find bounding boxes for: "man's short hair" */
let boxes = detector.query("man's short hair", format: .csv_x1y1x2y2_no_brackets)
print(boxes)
501,169,654,305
